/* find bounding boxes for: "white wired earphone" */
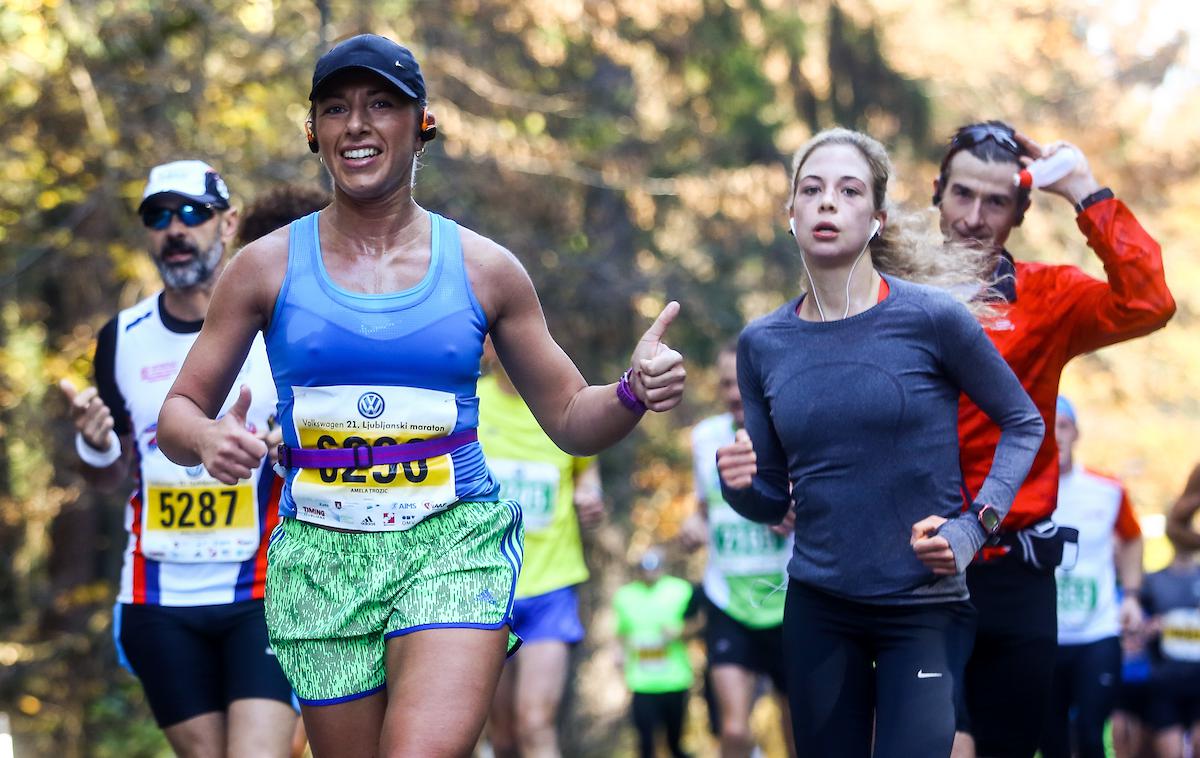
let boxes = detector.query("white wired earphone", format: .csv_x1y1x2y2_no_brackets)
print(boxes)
790,216,881,322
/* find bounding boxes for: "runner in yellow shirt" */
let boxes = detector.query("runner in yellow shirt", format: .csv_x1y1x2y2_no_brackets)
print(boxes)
479,341,604,757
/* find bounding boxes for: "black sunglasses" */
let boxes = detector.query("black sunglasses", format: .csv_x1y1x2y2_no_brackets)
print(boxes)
950,124,1021,155
141,203,216,230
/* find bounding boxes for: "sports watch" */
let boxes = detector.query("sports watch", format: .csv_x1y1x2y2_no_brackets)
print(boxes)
973,503,1002,537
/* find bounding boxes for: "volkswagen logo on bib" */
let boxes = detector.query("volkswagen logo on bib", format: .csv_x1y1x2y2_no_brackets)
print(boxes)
357,391,386,419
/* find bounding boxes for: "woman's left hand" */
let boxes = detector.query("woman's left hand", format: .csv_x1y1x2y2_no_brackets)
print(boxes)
911,515,957,576
628,301,686,412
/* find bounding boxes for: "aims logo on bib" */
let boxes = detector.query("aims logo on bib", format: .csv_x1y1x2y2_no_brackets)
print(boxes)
357,391,386,419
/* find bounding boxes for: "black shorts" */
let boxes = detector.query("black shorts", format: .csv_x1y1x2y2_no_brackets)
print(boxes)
115,599,295,727
1115,676,1151,722
704,596,787,693
1142,664,1200,730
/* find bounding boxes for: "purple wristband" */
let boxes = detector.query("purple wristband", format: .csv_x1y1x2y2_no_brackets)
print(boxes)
617,368,648,416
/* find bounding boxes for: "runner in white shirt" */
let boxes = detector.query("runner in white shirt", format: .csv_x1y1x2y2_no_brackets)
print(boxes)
680,341,793,757
1041,396,1143,758
60,160,296,757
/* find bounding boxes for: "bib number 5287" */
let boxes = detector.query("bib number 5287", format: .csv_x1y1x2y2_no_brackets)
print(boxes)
157,489,240,528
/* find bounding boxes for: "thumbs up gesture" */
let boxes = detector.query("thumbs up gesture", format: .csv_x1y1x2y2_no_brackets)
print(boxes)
716,429,757,490
627,301,686,412
198,385,268,484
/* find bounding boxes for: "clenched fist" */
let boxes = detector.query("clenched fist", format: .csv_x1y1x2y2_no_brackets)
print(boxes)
716,429,757,490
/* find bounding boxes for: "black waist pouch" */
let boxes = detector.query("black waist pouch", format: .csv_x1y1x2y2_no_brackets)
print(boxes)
1002,520,1079,572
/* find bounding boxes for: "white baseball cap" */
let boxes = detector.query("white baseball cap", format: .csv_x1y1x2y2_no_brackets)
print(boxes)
139,160,231,212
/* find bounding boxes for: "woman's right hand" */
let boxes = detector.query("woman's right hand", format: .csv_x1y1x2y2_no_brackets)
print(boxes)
197,385,269,484
716,429,757,490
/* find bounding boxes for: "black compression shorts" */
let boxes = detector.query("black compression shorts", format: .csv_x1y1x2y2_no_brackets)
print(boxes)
115,599,294,727
704,595,787,693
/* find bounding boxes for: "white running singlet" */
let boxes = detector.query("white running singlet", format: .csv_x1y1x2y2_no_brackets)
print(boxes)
1053,465,1141,645
101,292,280,606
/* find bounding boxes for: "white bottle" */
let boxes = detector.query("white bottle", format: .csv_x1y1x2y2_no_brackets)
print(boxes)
1014,147,1079,189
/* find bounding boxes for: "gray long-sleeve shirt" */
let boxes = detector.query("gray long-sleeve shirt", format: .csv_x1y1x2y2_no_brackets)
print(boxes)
721,275,1043,604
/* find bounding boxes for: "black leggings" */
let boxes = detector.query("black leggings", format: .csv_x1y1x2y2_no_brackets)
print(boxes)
783,580,973,758
1040,636,1122,758
631,690,689,758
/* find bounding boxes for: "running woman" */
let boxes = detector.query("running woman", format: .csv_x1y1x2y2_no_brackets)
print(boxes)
680,340,792,757
61,160,296,757
155,34,685,757
716,128,1044,757
1041,396,1144,758
479,341,605,758
933,121,1175,758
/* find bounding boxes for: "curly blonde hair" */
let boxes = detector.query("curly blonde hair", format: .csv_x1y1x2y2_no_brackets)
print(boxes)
788,128,1001,315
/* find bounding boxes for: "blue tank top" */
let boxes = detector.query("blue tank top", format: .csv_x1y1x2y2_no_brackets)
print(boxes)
265,210,498,530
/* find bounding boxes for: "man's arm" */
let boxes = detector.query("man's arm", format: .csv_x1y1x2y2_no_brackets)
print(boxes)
679,425,711,551
1063,198,1176,357
1116,533,1145,632
1013,135,1174,357
62,317,135,491
572,460,605,530
681,584,705,637
1166,464,1200,551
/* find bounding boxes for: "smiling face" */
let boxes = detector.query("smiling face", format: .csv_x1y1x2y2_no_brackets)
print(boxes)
312,70,422,201
937,151,1024,252
790,143,881,263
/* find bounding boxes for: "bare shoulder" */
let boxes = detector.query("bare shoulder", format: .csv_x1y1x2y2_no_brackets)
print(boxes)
220,225,291,321
458,224,535,321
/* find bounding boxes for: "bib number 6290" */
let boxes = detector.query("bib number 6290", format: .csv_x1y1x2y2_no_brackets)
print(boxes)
314,435,430,485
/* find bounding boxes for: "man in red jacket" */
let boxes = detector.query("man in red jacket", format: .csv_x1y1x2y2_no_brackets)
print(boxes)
935,121,1175,758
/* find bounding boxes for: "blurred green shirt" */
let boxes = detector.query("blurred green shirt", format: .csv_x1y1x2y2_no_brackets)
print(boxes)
613,575,695,693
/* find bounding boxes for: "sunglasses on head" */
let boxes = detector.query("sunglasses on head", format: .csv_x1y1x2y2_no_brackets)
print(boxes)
141,203,216,230
950,124,1021,155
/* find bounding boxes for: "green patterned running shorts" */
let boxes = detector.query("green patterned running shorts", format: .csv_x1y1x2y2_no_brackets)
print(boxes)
265,500,524,705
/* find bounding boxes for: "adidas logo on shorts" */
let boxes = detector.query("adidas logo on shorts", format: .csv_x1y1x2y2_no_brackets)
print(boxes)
476,589,498,607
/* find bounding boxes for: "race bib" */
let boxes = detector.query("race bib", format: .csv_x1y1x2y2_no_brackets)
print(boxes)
140,452,260,563
1161,608,1200,662
489,458,559,532
708,504,791,575
289,385,458,531
631,633,669,673
1056,572,1099,629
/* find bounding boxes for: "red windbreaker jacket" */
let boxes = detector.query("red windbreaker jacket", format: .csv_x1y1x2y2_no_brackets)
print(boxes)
958,198,1175,532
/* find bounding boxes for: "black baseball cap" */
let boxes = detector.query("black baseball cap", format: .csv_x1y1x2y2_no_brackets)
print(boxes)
309,34,426,103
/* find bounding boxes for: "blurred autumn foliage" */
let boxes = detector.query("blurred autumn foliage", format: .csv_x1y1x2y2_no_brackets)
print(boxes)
1,0,1196,754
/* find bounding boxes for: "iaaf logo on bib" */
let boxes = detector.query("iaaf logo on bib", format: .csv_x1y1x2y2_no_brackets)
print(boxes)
357,392,386,419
